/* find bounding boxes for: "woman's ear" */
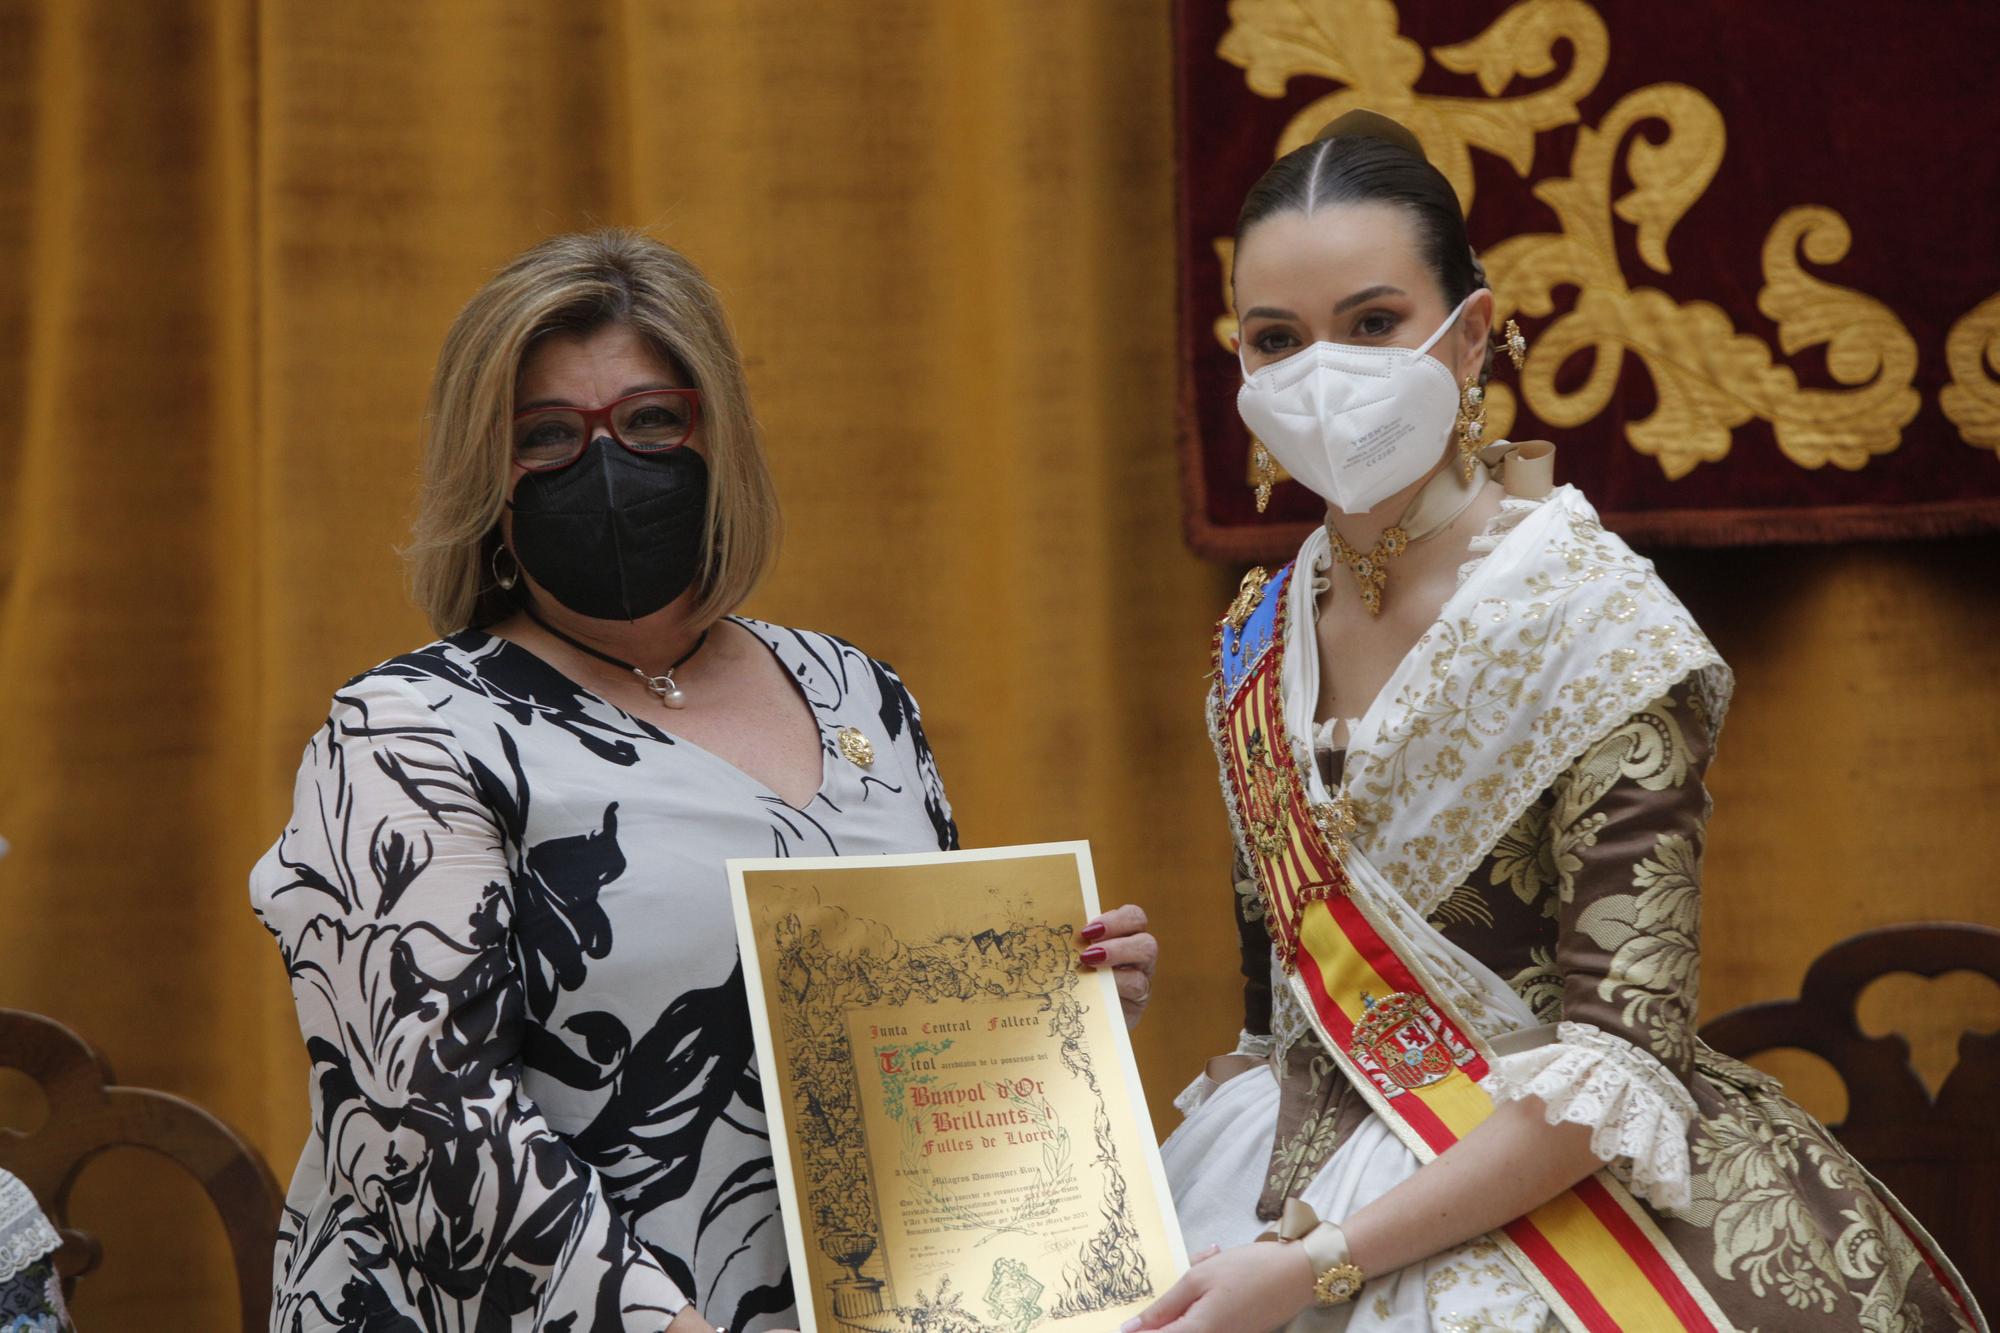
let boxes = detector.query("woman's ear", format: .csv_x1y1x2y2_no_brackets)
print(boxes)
1458,288,1495,383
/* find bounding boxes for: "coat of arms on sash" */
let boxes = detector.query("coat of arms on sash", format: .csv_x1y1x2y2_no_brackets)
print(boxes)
1350,990,1478,1098
1241,725,1296,861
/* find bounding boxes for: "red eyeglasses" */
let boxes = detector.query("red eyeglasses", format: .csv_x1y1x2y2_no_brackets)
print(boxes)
511,388,702,471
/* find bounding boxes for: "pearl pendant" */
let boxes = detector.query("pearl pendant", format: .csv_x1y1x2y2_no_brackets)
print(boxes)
634,668,688,709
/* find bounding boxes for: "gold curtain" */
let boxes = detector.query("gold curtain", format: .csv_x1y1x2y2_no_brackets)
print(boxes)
0,2,1994,1326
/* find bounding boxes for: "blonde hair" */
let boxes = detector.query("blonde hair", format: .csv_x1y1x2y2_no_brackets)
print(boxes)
406,229,781,636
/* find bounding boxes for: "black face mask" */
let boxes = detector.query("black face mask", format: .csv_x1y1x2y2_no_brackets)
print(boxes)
508,437,709,621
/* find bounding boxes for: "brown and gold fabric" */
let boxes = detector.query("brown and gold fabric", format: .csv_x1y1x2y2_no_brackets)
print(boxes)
1176,473,1984,1327
1227,683,1978,1327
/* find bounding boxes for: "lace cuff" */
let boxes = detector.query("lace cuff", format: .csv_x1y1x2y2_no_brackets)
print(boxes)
1173,1031,1273,1115
0,1172,60,1284
1172,1072,1213,1116
1233,1029,1275,1061
1484,1021,1696,1210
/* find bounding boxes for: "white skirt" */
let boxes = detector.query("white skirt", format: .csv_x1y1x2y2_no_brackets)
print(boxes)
1160,1066,1558,1332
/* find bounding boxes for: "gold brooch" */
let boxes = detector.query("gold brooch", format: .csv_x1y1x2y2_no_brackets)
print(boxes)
1223,566,1270,632
836,727,875,769
1311,792,1360,860
1313,1262,1365,1307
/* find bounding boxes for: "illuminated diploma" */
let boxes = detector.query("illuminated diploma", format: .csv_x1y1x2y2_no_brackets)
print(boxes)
729,842,1186,1333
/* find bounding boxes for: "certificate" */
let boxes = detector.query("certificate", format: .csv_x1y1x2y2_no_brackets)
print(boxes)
728,842,1186,1333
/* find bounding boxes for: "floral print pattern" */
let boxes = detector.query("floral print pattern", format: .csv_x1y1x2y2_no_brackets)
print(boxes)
0,1262,70,1333
1333,489,1732,916
251,620,955,1332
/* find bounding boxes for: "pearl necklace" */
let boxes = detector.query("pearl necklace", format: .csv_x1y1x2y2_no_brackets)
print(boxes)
1324,461,1486,616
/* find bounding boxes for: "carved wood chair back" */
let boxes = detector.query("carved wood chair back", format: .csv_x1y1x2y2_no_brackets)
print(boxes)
0,1008,282,1331
1700,922,2000,1318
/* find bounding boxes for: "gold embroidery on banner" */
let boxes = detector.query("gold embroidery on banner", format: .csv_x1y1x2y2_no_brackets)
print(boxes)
1941,291,2000,451
1212,0,1920,481
1218,0,1607,210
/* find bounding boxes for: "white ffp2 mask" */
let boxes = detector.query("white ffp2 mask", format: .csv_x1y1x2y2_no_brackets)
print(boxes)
1236,292,1478,514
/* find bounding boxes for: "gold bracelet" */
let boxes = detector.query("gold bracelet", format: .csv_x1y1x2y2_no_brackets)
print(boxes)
1298,1220,1365,1307
1257,1198,1366,1308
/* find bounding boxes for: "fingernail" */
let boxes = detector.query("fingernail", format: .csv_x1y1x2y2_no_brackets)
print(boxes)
1081,921,1107,942
1080,946,1108,965
1121,1322,1141,1333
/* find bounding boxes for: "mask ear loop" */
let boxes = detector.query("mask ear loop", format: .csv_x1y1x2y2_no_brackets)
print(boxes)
1412,289,1484,361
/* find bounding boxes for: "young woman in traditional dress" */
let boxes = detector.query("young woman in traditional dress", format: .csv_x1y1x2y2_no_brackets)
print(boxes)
1130,112,1984,1333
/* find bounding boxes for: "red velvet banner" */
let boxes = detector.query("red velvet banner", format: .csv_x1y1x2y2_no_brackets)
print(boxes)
1175,0,2000,558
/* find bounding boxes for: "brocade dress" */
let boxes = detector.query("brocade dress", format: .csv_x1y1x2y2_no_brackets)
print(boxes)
0,1171,71,1333
1162,487,1983,1332
250,620,956,1333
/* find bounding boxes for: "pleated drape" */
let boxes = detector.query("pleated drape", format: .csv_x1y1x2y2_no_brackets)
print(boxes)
0,2,1245,1323
2,2,1996,1326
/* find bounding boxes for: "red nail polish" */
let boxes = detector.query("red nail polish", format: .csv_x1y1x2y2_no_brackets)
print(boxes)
1080,946,1108,965
1081,922,1107,942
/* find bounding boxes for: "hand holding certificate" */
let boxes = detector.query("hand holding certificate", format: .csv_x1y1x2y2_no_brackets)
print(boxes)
729,843,1185,1333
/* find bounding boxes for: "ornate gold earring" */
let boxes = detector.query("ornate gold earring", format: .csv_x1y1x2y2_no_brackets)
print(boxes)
1501,317,1527,370
1456,377,1487,480
1251,438,1276,513
492,543,520,591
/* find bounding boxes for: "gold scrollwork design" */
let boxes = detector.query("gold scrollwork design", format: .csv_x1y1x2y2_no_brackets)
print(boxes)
1219,0,1606,212
1941,293,2000,453
1214,0,1921,480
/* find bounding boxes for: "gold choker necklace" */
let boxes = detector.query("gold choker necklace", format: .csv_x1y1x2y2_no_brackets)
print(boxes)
1325,462,1485,616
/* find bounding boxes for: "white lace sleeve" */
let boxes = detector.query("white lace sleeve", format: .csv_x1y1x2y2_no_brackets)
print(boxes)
1484,1021,1696,1210
0,1171,60,1285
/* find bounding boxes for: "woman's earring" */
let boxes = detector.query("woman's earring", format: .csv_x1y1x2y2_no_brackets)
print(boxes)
492,543,520,592
1502,318,1527,370
1456,377,1487,481
1251,438,1276,514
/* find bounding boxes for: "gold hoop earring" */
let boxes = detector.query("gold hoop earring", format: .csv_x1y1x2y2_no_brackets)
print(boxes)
1251,438,1276,514
1456,377,1487,481
491,543,520,592
1501,318,1527,370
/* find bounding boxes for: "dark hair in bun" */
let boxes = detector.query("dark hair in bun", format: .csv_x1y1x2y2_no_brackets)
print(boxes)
1235,109,1482,311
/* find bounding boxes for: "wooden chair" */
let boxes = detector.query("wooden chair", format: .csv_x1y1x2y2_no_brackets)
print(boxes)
1700,921,2000,1317
0,1008,283,1331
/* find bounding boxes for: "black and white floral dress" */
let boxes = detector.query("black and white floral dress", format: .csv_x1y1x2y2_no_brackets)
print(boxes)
250,620,957,1332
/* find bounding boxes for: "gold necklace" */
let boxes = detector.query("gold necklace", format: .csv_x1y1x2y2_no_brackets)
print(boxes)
1324,460,1486,616
1324,525,1407,616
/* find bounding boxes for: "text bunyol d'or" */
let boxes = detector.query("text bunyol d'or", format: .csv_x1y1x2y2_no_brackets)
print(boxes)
901,1077,1057,1157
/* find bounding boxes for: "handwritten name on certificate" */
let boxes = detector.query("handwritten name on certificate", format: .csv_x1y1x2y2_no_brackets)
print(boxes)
729,842,1185,1333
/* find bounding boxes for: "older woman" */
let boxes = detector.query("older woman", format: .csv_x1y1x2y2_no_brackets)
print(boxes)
250,231,1155,1333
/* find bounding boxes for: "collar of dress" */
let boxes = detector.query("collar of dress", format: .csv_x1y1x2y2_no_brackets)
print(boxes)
1246,484,1733,916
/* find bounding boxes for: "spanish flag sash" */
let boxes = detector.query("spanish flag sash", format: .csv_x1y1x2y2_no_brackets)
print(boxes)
1212,561,1733,1333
